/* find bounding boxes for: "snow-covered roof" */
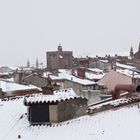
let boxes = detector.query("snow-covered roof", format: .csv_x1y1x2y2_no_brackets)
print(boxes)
98,61,136,71
89,98,130,110
42,71,52,78
0,97,140,140
75,51,128,58
0,72,9,75
26,88,79,104
85,72,105,80
8,66,20,71
87,68,103,73
50,73,96,85
42,69,97,85
116,62,136,70
58,69,72,74
117,69,140,78
99,59,109,63
0,80,40,92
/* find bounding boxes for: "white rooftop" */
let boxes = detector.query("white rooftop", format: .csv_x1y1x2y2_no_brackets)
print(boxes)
116,62,136,70
50,72,96,85
0,80,40,92
87,68,104,73
85,72,105,80
117,69,140,78
26,88,79,104
99,61,136,70
85,68,105,80
99,59,109,63
0,97,140,140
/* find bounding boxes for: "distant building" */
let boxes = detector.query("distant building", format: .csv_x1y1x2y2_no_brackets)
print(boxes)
98,68,140,92
0,80,41,98
130,46,134,59
73,57,90,68
134,43,140,59
129,43,140,69
46,45,73,71
50,69,103,104
95,60,112,72
13,67,35,84
23,73,48,87
23,73,60,90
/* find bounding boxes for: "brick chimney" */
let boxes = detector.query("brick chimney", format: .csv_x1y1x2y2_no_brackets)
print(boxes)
77,67,85,78
41,75,54,94
41,86,53,95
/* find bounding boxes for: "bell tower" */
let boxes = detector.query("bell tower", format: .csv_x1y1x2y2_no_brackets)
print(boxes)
130,46,134,58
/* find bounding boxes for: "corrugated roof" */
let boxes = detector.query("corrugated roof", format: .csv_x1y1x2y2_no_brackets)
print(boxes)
26,88,81,105
0,97,140,140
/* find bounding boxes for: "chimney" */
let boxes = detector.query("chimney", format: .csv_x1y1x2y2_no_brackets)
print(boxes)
41,86,53,95
77,67,85,78
112,84,136,100
41,75,54,94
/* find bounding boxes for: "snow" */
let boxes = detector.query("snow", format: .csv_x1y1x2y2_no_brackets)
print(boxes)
58,69,71,74
85,72,105,80
87,68,104,73
99,59,108,63
44,69,100,84
26,88,79,104
99,61,136,70
89,98,129,110
43,69,97,85
0,97,140,140
50,72,96,85
85,68,105,80
59,55,63,59
0,72,9,75
0,80,40,92
116,62,136,70
117,69,140,78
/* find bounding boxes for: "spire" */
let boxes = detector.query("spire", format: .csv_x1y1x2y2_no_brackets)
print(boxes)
130,46,133,52
130,46,134,58
36,58,39,69
139,42,140,51
27,60,30,67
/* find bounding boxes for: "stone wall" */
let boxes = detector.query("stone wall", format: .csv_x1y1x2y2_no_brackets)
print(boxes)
46,51,73,71
57,98,87,122
64,80,82,95
49,105,57,123
23,75,48,87
63,80,101,104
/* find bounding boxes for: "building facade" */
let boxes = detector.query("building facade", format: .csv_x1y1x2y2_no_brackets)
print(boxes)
46,45,73,71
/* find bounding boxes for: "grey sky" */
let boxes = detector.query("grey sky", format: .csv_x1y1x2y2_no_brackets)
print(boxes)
0,0,140,67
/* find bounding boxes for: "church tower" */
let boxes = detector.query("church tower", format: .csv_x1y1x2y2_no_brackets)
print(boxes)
130,46,134,58
36,58,39,69
27,60,30,67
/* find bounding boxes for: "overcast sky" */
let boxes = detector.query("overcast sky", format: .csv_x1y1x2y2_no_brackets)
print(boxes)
0,0,140,67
